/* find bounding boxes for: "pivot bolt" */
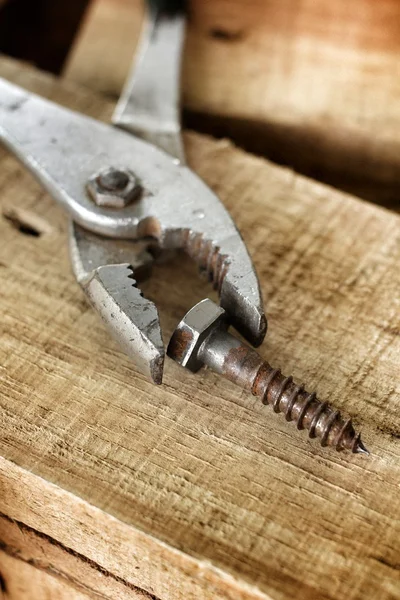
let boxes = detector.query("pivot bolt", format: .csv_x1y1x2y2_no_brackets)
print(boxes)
98,168,130,191
168,299,369,455
87,166,142,208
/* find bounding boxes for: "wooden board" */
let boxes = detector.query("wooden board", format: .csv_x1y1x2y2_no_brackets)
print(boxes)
0,56,400,600
0,512,146,599
64,0,400,207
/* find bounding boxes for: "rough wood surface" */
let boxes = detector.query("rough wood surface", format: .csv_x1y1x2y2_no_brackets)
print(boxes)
64,0,400,206
0,57,400,600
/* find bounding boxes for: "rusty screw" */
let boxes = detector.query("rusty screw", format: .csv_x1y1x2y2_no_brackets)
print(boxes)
167,299,369,454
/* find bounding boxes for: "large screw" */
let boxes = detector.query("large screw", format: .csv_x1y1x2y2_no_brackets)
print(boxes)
167,299,369,454
87,166,142,208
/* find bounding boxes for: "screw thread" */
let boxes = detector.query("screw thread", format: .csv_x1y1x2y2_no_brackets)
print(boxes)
217,341,368,454
252,363,367,453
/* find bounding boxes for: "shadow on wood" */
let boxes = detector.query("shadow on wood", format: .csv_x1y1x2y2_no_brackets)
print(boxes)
0,0,90,73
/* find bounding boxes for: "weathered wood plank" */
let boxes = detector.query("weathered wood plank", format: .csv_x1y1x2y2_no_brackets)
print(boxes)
0,57,399,600
64,0,400,206
0,552,94,600
0,510,150,599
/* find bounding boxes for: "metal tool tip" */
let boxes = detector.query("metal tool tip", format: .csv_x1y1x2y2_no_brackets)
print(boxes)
354,436,370,456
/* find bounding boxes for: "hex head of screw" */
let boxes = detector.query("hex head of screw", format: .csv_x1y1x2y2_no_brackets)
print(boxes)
168,298,227,372
87,166,142,208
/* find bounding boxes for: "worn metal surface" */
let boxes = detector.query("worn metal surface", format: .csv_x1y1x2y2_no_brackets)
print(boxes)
113,0,186,162
168,299,369,454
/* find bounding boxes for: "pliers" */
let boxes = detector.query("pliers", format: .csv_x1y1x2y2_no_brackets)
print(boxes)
0,0,266,385
0,2,369,455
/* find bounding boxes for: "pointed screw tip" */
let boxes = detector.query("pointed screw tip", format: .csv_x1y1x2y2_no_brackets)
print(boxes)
355,438,370,456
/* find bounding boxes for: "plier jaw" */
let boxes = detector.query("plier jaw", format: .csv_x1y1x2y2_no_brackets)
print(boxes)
70,223,164,384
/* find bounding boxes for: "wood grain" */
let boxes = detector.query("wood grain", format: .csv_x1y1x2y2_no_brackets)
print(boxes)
0,56,400,600
64,0,400,206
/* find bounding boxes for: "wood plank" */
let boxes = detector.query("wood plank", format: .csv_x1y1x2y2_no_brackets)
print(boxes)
0,512,148,599
64,0,400,206
0,551,96,600
64,0,144,98
0,56,400,600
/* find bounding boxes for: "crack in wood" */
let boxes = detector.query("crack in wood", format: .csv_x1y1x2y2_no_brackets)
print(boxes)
2,206,53,237
372,555,400,572
0,569,7,595
0,512,160,600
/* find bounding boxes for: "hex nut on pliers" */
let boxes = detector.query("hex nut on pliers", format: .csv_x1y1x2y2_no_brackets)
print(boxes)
87,166,142,208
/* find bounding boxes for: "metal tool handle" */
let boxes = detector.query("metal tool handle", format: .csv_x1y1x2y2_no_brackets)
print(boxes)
113,0,187,164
